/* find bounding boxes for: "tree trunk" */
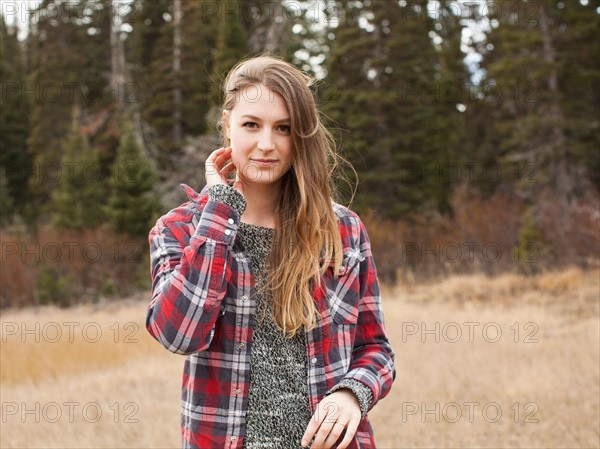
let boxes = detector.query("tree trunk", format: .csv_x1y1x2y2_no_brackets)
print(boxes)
538,1,574,204
110,0,126,111
264,3,286,53
173,0,182,146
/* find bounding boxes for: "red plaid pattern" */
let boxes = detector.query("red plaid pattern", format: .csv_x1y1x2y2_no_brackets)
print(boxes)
146,183,396,448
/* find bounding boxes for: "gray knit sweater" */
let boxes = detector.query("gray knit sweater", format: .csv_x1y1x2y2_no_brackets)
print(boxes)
237,221,311,448
207,184,373,448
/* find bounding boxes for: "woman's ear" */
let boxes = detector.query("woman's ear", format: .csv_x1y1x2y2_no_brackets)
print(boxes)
222,109,230,139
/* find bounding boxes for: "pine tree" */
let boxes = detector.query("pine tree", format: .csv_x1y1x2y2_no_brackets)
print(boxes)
25,0,113,223
136,0,182,156
433,0,470,212
49,105,107,230
125,0,173,163
0,166,14,227
210,0,249,107
324,0,457,218
0,16,31,219
180,0,219,135
81,0,114,112
322,1,386,213
284,1,342,79
106,123,161,237
478,0,599,201
172,0,183,145
551,0,600,190
243,0,300,59
125,0,170,114
126,0,171,72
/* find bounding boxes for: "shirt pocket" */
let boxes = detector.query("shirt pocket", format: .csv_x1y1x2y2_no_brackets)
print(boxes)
324,250,365,325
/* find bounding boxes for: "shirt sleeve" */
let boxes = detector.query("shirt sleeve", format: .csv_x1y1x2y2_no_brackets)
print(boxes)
208,183,247,216
325,378,373,419
331,218,397,413
145,187,244,355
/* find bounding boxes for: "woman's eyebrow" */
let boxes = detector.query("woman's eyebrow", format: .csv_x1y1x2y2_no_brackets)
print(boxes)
240,114,290,123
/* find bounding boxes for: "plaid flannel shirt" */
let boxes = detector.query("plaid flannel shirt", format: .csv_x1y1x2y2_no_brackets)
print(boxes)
146,182,396,449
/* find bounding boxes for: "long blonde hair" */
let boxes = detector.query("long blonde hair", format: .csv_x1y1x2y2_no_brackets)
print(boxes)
218,54,350,338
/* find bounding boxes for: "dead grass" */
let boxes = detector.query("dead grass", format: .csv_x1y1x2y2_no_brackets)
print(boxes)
389,266,599,319
1,269,599,448
0,295,158,385
371,296,599,448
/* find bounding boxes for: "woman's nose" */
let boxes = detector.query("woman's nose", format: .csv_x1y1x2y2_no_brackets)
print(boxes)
257,129,275,150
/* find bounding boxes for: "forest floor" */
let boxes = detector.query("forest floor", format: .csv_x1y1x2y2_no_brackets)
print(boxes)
1,267,598,448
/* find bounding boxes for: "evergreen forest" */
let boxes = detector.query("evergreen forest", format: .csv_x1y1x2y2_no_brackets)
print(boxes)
1,0,598,307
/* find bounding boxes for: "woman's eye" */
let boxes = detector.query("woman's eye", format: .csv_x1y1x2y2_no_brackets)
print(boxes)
277,125,291,134
242,122,258,128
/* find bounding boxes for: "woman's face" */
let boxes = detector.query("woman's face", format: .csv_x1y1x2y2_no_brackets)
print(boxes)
223,84,293,188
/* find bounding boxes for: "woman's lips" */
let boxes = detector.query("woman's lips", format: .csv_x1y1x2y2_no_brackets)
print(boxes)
251,159,279,166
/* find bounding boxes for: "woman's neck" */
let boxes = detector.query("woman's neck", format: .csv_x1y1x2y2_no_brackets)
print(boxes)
240,182,280,228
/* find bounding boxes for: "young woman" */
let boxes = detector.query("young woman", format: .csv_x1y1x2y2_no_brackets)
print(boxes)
146,54,395,449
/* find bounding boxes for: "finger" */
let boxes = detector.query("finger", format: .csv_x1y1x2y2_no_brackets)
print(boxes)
301,406,328,448
221,161,236,179
336,417,360,449
311,419,336,449
211,148,232,168
205,149,224,176
322,421,347,449
311,402,341,449
302,398,341,447
206,149,232,181
206,147,227,162
301,414,322,447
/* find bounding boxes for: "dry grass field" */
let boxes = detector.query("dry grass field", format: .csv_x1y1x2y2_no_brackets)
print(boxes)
1,267,598,448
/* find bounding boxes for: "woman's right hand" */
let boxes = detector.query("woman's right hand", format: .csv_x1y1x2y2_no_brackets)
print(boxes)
205,147,244,197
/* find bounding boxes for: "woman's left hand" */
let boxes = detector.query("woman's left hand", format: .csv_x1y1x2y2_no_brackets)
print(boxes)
301,389,362,449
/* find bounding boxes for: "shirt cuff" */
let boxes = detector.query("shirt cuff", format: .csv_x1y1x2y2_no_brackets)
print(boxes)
208,184,246,216
326,379,373,419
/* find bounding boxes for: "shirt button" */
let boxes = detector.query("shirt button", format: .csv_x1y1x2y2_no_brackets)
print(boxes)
311,357,318,365
241,295,248,301
238,342,245,349
235,388,242,395
224,229,231,236
228,218,235,224
230,435,237,442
